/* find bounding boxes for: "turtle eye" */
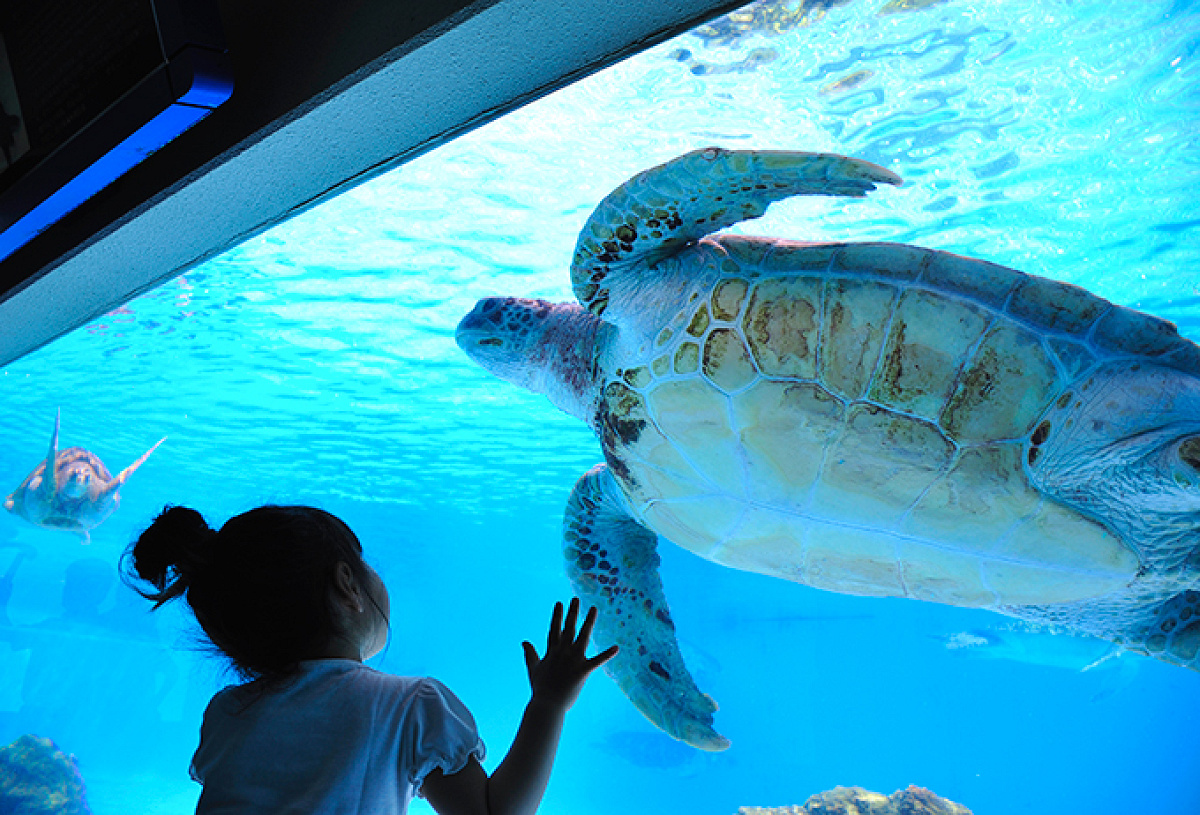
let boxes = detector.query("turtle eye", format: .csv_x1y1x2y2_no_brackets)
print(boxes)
1181,437,1200,471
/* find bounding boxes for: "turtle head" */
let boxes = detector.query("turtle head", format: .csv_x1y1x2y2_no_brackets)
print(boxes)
61,468,92,499
1149,430,1200,510
456,297,556,387
457,296,605,421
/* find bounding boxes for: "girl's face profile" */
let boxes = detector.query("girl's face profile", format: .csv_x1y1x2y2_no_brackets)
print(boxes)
360,564,391,660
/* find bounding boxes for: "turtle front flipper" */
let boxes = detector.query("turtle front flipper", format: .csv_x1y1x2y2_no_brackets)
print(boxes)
563,465,729,750
571,147,901,320
99,436,166,500
39,409,62,497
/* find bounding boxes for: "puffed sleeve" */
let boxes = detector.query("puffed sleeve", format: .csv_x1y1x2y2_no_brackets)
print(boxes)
404,677,487,793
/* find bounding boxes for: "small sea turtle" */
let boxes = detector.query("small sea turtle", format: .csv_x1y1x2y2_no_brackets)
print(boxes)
4,410,164,543
456,148,1200,749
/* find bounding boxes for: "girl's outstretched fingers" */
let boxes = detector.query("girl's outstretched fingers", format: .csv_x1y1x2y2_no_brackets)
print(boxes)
522,598,619,710
578,605,619,670
562,597,579,643
547,601,563,651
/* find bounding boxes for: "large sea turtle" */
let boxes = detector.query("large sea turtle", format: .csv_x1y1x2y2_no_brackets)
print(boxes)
5,410,165,543
455,148,1200,749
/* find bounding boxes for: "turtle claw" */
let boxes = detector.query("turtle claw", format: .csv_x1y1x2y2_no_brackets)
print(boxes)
830,158,903,187
686,726,731,753
639,690,730,751
748,148,901,187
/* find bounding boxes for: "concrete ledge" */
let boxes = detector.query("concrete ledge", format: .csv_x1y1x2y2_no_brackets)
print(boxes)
0,0,741,367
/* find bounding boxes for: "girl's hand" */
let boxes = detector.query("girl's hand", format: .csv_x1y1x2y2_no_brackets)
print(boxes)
423,600,617,815
521,598,618,711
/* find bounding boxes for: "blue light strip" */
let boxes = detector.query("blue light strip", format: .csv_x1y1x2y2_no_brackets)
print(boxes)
0,99,221,262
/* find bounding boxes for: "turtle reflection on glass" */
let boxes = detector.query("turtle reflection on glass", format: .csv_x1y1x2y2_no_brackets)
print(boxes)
457,148,1200,750
4,410,165,544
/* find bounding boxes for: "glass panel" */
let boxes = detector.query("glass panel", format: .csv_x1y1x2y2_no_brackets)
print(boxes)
2,1,1198,812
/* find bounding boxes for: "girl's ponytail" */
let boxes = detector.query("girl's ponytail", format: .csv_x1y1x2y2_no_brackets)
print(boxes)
126,505,215,607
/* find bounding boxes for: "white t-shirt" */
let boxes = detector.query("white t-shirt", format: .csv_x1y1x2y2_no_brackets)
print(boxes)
190,660,486,814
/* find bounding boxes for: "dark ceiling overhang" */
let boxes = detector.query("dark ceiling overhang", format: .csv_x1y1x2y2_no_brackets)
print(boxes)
0,0,743,367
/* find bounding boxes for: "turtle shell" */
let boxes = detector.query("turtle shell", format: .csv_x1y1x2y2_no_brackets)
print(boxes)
8,447,116,531
592,237,1186,610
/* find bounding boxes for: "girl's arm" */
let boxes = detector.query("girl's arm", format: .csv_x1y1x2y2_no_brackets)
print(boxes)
421,599,618,815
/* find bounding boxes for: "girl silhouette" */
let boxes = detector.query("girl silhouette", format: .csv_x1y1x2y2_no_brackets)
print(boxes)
124,504,617,814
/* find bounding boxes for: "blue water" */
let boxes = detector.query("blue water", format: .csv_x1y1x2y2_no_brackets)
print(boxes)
2,0,1199,812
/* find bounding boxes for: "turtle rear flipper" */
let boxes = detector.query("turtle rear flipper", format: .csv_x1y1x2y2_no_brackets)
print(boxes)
1131,589,1200,668
564,465,729,751
570,147,901,323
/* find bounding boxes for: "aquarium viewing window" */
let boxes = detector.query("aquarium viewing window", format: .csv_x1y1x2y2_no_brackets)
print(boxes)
0,0,233,263
0,1,1198,814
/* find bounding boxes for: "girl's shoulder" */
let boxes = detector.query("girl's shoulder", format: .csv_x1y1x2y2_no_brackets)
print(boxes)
207,661,430,713
327,669,471,721
350,669,464,711
293,659,429,696
307,667,472,727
